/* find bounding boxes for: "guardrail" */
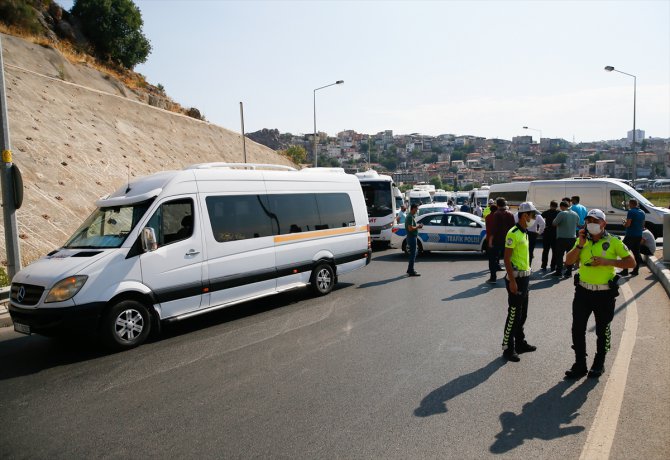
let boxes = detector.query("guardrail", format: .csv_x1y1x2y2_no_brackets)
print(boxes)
0,286,9,301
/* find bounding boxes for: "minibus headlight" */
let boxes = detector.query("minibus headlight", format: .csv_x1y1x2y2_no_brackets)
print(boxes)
381,222,393,230
45,276,88,303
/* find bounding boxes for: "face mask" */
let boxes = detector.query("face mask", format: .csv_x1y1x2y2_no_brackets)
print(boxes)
586,223,602,235
527,217,536,228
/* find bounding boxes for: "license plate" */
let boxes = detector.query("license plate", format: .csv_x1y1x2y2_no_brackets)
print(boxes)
14,322,31,335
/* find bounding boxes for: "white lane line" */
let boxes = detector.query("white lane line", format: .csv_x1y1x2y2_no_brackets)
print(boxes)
580,282,638,460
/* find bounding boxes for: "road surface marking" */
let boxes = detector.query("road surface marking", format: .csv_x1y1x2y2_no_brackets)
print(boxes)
580,282,638,460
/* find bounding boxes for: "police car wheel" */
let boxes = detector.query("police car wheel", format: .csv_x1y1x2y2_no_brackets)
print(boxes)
401,239,424,255
311,263,335,296
101,300,151,351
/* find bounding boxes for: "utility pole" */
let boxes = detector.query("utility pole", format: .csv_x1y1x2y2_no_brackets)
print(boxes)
0,36,22,279
239,102,247,163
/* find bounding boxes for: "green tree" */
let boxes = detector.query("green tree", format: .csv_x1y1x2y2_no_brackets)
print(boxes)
429,176,442,190
451,151,465,162
72,0,151,69
283,145,307,164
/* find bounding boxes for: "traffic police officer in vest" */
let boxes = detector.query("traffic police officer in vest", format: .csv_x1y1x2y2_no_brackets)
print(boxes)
501,202,538,362
563,209,635,379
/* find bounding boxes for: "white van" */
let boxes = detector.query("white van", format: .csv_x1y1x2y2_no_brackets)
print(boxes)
488,178,668,237
9,163,371,349
469,187,490,208
408,189,432,206
356,170,397,244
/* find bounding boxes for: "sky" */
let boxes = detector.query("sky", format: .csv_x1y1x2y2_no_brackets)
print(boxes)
58,0,670,143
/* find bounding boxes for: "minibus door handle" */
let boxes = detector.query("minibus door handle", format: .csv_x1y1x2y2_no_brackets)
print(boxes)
607,210,615,214
186,249,200,256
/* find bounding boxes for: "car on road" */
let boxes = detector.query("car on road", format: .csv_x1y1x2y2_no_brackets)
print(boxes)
417,203,457,216
390,211,487,255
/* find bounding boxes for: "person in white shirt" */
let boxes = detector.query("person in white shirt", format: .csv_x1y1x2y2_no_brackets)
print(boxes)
514,206,545,267
640,225,657,256
474,203,483,217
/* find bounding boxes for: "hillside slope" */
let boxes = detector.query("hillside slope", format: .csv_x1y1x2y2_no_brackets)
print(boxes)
0,33,294,265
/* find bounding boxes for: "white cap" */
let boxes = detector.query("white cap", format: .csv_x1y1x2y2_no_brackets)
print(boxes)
488,199,495,205
518,202,538,213
587,208,606,221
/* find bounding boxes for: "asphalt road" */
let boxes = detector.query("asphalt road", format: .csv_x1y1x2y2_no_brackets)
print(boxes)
0,246,668,459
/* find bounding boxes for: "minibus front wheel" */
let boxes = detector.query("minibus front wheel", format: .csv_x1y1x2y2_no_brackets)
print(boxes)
311,262,335,296
101,300,152,351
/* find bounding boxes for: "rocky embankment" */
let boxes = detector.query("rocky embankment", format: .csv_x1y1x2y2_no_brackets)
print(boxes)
0,33,293,265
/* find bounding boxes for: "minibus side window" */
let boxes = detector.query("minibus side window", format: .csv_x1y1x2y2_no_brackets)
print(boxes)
146,198,194,247
206,195,273,242
267,194,320,234
315,193,356,229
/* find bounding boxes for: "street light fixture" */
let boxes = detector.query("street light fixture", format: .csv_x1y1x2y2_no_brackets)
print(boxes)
523,126,542,153
313,80,344,167
605,65,637,182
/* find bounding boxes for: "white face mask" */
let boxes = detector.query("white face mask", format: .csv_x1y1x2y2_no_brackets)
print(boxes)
527,217,536,228
586,222,602,235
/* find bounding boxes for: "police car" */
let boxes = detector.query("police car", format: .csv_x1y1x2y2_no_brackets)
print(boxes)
390,211,487,255
417,203,458,216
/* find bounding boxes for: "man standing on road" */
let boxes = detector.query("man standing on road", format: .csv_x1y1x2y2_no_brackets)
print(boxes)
552,201,580,278
474,202,483,217
396,204,407,225
621,199,645,276
570,196,588,233
501,202,538,362
483,198,495,218
487,198,516,284
405,204,423,277
541,200,560,271
563,209,635,379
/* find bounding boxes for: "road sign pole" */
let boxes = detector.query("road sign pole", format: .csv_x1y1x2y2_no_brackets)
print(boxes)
0,36,22,279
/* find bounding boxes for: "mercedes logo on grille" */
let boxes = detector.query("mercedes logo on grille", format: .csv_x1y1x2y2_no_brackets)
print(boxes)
17,286,26,303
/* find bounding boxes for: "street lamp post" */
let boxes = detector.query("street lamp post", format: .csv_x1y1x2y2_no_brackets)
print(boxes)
522,126,542,152
605,66,637,183
313,80,343,167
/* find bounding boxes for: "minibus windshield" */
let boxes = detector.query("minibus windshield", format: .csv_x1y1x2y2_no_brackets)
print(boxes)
64,199,153,249
360,181,393,218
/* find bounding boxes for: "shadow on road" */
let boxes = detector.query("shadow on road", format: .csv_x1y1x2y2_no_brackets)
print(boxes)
0,284,355,380
450,269,490,281
414,357,506,417
587,273,657,332
489,378,598,454
357,274,408,289
442,282,502,301
529,275,562,291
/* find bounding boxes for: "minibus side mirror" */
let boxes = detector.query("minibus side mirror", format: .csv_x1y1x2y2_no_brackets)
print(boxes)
141,227,158,252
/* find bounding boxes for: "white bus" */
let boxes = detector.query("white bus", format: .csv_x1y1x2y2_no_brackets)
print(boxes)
408,189,432,207
356,170,397,244
433,190,453,203
469,186,490,207
9,163,371,350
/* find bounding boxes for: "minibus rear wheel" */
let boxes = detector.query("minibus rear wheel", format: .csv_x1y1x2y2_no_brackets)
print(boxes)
101,300,151,351
311,263,335,296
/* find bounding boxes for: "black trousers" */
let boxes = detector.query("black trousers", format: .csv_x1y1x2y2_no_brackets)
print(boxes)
541,234,557,269
488,243,504,279
502,275,530,352
571,286,616,361
623,235,642,271
555,237,575,273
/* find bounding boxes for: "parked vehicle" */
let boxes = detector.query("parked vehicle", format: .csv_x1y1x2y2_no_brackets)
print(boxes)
433,190,453,203
390,211,487,254
455,191,469,206
488,178,668,237
408,189,432,207
9,163,371,349
356,169,397,244
469,186,490,208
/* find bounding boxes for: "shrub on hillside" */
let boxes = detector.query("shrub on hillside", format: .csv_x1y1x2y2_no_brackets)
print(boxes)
71,0,151,69
0,0,44,35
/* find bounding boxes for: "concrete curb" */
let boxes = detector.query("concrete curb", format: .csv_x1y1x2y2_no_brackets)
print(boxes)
0,303,11,328
645,254,670,297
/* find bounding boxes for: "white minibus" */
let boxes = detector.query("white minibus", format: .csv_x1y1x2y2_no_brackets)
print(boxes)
9,163,371,349
356,170,397,244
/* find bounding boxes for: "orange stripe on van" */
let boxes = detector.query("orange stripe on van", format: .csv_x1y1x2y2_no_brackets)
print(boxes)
273,226,365,243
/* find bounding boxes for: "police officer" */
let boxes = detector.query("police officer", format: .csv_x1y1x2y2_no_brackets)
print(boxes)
563,209,635,379
501,202,538,362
